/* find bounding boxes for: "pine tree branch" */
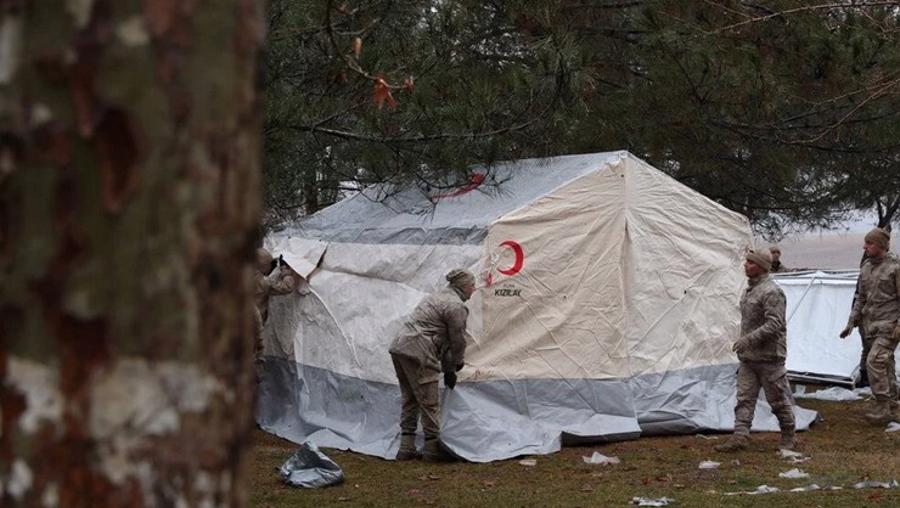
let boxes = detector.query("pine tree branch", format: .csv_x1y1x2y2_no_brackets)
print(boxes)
281,118,539,144
709,1,900,34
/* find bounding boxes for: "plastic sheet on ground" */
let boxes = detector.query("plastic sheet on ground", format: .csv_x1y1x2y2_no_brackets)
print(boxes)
779,468,810,479
793,386,861,401
698,460,721,470
630,497,675,506
278,442,344,489
582,452,620,465
886,421,900,433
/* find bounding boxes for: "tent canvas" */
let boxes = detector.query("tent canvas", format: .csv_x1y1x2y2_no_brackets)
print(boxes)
259,151,817,462
776,270,900,386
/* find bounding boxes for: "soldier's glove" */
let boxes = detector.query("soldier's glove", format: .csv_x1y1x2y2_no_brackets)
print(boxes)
444,371,457,390
839,325,853,339
732,337,749,354
455,362,464,372
893,324,900,341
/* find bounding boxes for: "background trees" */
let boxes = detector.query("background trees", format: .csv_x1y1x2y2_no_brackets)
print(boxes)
265,1,900,237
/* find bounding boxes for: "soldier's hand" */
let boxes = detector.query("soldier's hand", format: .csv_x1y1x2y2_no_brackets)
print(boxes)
893,324,900,340
455,362,464,372
732,337,748,354
839,325,853,339
444,371,457,390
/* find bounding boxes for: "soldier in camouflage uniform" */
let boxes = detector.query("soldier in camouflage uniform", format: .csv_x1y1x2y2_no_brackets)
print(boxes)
389,269,475,461
254,248,300,354
769,245,788,273
840,228,900,424
850,256,873,388
716,250,796,452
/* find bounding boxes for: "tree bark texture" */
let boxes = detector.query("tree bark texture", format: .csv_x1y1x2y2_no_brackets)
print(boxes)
0,1,264,506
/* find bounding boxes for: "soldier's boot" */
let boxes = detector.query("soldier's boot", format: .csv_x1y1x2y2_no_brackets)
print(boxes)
865,398,892,425
858,369,870,388
779,427,797,451
395,433,418,461
422,437,454,463
889,400,900,423
714,434,749,453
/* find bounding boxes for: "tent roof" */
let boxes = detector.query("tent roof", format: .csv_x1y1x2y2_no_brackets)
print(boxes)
279,151,629,245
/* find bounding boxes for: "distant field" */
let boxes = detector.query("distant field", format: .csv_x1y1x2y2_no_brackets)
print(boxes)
777,233,874,270
251,398,900,507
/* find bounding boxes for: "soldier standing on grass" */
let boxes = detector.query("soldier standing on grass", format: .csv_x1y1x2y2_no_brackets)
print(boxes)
389,269,475,462
850,254,873,388
840,227,900,424
716,250,797,452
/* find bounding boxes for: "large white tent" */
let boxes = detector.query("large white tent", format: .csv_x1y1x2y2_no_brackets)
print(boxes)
258,151,817,462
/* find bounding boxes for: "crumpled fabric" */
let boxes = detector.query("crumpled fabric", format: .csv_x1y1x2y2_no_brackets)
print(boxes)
279,442,344,489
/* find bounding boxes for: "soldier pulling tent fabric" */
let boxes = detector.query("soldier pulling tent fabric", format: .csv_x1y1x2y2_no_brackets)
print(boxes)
388,269,476,461
255,248,301,354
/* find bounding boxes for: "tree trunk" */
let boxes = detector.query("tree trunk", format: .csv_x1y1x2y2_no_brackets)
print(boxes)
1,1,264,506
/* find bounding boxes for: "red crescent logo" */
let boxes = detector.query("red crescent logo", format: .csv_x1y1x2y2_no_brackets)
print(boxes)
497,240,524,276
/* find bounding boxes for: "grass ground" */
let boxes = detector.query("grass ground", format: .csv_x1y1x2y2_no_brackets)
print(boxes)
251,398,900,507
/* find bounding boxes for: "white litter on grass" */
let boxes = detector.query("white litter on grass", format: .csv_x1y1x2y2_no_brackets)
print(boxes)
794,386,860,401
630,496,675,506
581,452,620,465
698,460,721,470
853,480,899,489
854,387,872,396
885,421,900,433
779,468,810,479
694,433,719,440
518,459,537,467
749,485,780,495
724,481,899,497
723,485,781,497
778,449,810,463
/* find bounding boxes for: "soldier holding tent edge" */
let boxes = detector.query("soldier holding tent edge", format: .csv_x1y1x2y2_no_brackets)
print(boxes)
389,268,476,461
254,248,301,355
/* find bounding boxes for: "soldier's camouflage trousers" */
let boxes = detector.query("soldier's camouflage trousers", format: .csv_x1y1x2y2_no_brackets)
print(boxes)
733,361,795,436
866,335,899,400
391,353,440,439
